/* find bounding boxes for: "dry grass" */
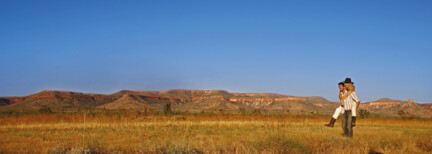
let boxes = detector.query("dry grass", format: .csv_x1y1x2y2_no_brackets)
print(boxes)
0,112,431,153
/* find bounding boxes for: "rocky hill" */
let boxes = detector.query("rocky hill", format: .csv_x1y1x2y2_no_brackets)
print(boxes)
0,89,431,117
359,99,432,117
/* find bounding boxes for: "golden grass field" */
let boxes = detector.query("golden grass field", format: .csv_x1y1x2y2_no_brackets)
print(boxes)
0,112,431,153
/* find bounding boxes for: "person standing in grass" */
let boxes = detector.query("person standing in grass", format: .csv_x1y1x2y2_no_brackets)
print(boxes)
325,78,360,128
340,78,360,127
340,78,360,137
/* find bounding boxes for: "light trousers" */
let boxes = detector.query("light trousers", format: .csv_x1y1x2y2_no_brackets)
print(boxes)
332,103,357,119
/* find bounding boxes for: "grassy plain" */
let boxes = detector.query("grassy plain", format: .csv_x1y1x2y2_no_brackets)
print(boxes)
0,112,431,153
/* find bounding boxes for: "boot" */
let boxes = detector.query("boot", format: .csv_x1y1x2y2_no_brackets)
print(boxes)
325,118,336,127
352,116,357,127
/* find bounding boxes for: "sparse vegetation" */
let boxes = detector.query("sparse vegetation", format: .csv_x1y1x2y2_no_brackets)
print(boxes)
39,105,52,114
163,103,172,115
398,110,417,119
359,109,370,118
0,111,431,153
251,109,262,115
238,108,246,115
219,109,225,115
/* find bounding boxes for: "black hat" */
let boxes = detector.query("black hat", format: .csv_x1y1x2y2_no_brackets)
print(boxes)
344,78,354,84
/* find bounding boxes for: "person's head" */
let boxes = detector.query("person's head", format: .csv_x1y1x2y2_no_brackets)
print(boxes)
338,82,345,91
344,78,354,85
344,78,354,89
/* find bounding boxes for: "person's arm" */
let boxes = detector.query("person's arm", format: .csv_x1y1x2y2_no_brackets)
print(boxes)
356,101,360,109
351,92,360,109
340,88,353,101
340,85,354,106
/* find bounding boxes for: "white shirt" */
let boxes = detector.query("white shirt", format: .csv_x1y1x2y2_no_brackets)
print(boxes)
339,90,347,99
343,91,360,111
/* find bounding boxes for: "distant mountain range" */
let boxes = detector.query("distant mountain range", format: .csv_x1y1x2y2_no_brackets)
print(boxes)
1,90,431,117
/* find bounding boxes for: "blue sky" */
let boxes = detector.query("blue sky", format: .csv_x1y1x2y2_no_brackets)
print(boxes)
1,1,431,103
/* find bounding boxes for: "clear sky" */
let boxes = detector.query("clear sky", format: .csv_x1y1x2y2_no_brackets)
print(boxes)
1,1,431,103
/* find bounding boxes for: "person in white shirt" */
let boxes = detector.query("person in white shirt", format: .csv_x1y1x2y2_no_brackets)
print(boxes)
340,78,360,126
325,79,360,127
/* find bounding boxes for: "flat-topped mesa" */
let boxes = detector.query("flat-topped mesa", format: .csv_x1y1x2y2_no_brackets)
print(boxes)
37,90,84,95
228,96,306,103
367,102,403,106
114,90,307,103
232,93,286,97
360,99,416,108
117,90,159,94
314,103,339,107
121,93,190,102
275,97,307,101
229,98,274,102
29,90,116,101
160,89,228,94
374,98,394,102
120,89,227,94
116,90,229,97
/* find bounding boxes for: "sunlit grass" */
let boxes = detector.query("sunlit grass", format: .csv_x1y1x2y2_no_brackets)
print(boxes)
0,113,431,153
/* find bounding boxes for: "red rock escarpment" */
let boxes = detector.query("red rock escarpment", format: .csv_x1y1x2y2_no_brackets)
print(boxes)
362,102,404,107
229,96,306,103
359,99,417,108
422,104,432,109
192,96,226,101
229,98,274,102
232,93,286,97
6,98,25,102
314,104,339,108
160,89,227,94
121,90,228,95
275,97,307,102
0,97,25,104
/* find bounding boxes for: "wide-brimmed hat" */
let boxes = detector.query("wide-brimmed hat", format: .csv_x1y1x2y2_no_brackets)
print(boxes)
344,78,354,84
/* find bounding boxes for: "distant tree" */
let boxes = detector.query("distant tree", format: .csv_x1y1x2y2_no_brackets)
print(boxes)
251,109,261,115
238,108,246,115
163,103,172,115
219,109,225,115
262,109,268,116
398,110,415,119
14,112,21,118
39,105,52,114
359,109,370,118
397,110,406,117
144,107,148,116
